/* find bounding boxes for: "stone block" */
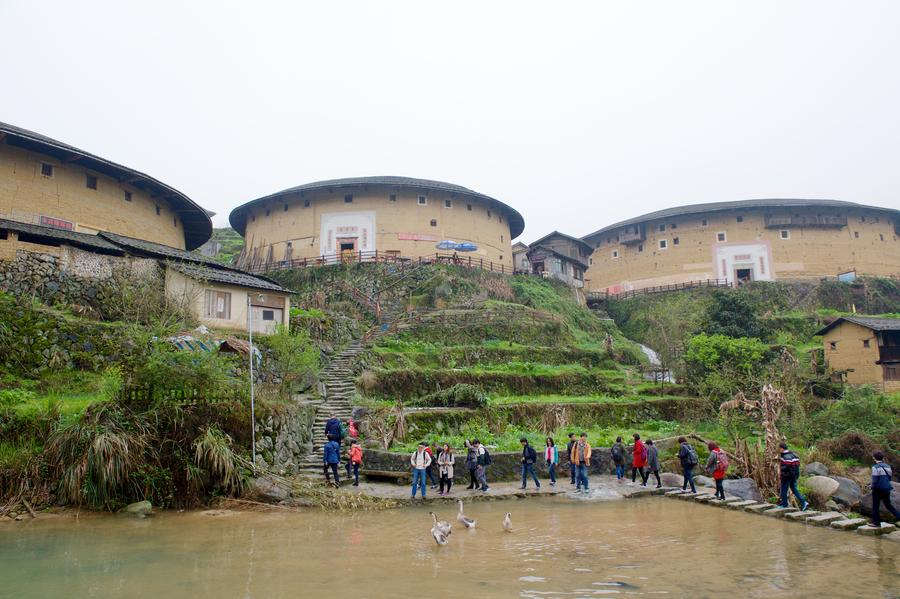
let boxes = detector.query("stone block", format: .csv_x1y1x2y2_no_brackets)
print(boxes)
803,462,829,476
857,523,897,536
725,500,758,510
666,489,690,496
883,531,900,543
806,512,844,526
829,518,867,531
765,507,799,518
745,503,776,513
785,510,821,521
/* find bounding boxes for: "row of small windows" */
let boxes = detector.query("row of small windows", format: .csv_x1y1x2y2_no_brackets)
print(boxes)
39,162,171,220
252,194,503,222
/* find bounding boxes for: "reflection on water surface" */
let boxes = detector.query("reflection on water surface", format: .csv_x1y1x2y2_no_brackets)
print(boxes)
1,497,897,598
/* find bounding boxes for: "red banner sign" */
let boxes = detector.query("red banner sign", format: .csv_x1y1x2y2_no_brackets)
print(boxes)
40,216,74,231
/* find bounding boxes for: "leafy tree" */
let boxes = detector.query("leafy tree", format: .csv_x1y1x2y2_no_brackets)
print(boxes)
703,290,767,339
683,333,770,402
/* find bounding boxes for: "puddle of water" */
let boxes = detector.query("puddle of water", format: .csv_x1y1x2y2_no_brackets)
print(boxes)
0,498,897,598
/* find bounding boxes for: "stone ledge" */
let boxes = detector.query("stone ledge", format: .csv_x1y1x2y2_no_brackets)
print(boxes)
830,518,867,531
765,507,799,518
807,512,844,526
725,500,758,510
785,510,821,521
857,523,897,536
745,503,776,513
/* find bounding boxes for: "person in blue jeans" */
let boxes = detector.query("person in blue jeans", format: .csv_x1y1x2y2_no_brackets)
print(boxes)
571,433,592,492
519,438,541,489
410,442,432,499
677,437,698,493
544,437,558,487
565,433,577,485
611,437,626,481
778,442,809,510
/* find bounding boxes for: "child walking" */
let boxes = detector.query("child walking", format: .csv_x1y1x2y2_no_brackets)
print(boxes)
706,441,728,500
348,439,363,486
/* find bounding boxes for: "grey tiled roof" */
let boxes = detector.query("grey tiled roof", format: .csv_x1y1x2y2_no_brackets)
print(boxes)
0,218,123,254
582,198,900,243
528,230,593,253
815,315,900,336
230,175,525,239
169,262,288,293
99,231,224,267
0,121,211,250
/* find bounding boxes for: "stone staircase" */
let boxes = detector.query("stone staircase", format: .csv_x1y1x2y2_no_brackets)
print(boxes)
295,341,365,477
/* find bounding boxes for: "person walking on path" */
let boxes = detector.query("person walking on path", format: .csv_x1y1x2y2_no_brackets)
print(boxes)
520,438,541,490
323,437,341,487
464,439,479,490
545,437,559,487
870,450,899,527
611,437,626,482
425,443,438,490
474,439,491,493
778,442,808,510
645,439,662,488
410,442,432,499
706,441,728,500
571,433,592,492
565,433,577,485
631,433,648,485
437,444,455,496
677,437,699,493
325,415,343,446
348,439,363,487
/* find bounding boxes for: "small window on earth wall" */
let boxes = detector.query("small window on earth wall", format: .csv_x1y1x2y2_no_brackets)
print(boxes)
204,290,231,320
417,195,427,205
40,163,54,177
86,174,97,189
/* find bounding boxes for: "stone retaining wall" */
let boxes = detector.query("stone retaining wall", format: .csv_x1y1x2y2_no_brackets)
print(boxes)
255,398,318,475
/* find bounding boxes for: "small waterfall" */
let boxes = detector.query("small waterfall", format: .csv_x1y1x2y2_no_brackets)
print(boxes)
637,343,673,383
638,343,662,366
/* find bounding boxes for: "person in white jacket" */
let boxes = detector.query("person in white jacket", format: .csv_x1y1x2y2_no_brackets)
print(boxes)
410,442,433,499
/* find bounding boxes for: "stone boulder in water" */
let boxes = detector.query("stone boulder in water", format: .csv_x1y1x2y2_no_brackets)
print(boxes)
806,476,840,501
829,476,862,509
722,478,762,502
251,475,291,503
122,501,152,517
803,462,829,477
694,475,714,487
859,482,900,521
660,473,682,487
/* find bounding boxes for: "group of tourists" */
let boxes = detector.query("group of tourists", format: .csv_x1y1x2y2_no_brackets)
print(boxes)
324,418,900,527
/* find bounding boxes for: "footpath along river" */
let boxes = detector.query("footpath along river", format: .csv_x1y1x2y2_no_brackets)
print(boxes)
1,496,897,598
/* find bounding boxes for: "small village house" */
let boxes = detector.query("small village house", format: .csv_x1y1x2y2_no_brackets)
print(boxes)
815,315,900,392
526,231,592,288
512,241,530,274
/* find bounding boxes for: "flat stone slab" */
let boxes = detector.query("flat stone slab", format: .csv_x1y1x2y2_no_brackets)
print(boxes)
693,494,719,503
806,512,845,526
665,490,690,496
725,500,758,510
857,523,897,536
745,503,777,513
830,518,867,531
785,510,821,521
765,507,799,518
883,531,900,543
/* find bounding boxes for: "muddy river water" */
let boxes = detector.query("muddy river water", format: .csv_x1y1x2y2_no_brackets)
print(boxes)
1,497,897,598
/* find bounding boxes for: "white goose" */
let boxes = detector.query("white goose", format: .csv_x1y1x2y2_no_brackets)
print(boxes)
502,512,512,532
430,511,452,536
430,512,450,546
457,500,477,529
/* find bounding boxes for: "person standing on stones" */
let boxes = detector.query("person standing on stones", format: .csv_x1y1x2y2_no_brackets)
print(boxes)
565,433,577,485
870,450,899,527
323,436,341,487
520,438,541,490
611,436,626,482
777,442,808,510
645,439,662,488
464,439,479,490
545,437,559,487
437,443,455,496
348,439,363,487
677,437,698,493
631,433,648,485
571,433,592,492
706,441,728,500
410,442,432,499
425,443,438,490
474,439,491,493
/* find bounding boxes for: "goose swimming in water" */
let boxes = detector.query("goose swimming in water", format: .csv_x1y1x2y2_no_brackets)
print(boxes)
457,500,476,529
430,511,452,536
502,512,512,532
430,512,450,546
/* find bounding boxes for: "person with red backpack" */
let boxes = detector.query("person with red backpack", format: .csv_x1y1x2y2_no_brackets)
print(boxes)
706,441,728,500
631,433,648,485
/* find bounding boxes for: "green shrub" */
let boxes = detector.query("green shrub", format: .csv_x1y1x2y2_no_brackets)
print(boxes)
0,388,37,407
263,324,319,391
810,387,900,443
409,384,488,409
683,334,771,401
703,289,769,340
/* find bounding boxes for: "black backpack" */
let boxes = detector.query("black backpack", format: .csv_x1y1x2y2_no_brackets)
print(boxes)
524,445,536,464
481,447,493,466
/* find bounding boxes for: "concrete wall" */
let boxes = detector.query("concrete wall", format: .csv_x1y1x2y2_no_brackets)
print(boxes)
238,186,515,266
0,143,188,249
821,321,897,391
584,206,900,292
165,268,291,334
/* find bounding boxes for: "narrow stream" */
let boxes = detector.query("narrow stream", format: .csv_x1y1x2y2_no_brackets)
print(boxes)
1,498,897,598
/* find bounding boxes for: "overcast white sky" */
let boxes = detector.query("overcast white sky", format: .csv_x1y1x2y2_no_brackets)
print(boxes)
2,1,899,242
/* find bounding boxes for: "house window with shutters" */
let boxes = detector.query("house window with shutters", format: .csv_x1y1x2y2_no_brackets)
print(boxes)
204,290,232,320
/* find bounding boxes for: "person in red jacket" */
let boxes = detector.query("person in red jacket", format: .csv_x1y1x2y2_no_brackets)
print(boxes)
706,441,728,500
348,439,363,486
631,433,648,484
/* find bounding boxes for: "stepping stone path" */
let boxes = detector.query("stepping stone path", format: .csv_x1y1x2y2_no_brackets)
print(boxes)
726,500,759,510
296,342,365,478
884,531,900,543
745,503,777,514
857,523,897,536
830,518,867,531
806,511,845,526
765,507,799,518
785,510,821,521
